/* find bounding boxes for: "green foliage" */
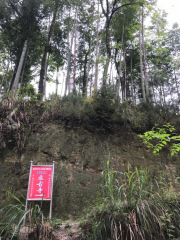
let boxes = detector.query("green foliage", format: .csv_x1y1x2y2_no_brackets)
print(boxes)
83,85,122,131
18,84,36,99
1,88,180,152
0,190,40,239
61,90,84,119
17,85,43,102
101,154,120,205
101,156,155,209
139,123,180,156
0,190,50,240
81,159,180,240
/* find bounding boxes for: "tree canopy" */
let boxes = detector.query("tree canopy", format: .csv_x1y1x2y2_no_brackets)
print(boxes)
0,0,179,108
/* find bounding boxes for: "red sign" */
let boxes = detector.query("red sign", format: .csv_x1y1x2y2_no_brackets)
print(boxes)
28,166,53,200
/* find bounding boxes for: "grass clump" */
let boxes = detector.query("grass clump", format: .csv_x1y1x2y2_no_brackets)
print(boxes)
80,156,180,240
0,190,51,240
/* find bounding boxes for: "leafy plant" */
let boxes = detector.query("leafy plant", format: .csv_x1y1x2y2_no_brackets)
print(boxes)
124,166,153,207
81,158,180,240
17,84,37,100
139,123,180,156
0,191,30,239
101,153,122,205
0,190,44,240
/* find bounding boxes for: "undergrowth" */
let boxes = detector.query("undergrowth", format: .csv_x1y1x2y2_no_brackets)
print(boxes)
0,85,180,153
79,156,180,240
0,190,45,240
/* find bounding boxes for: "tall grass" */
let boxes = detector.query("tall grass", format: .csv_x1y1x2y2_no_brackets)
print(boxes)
81,158,180,240
0,191,44,240
0,191,30,239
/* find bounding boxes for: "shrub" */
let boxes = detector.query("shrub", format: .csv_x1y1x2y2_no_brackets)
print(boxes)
83,85,123,131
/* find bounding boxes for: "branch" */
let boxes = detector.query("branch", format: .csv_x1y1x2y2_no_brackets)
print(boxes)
110,1,143,23
100,0,107,17
8,0,22,17
112,0,118,12
106,0,109,15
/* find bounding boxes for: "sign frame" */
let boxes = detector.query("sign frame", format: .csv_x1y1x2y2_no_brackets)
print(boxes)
25,161,55,218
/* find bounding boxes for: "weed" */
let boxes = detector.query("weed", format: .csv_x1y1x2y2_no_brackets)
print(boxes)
81,158,180,240
0,191,45,240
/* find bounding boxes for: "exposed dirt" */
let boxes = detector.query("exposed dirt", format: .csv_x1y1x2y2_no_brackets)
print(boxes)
1,123,178,221
19,221,82,240
52,221,81,240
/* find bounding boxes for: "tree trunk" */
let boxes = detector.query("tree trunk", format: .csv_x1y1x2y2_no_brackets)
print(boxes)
141,6,148,98
43,52,50,99
20,38,31,87
19,50,28,88
118,50,123,100
64,10,76,95
9,46,23,90
73,9,78,89
39,50,47,95
130,48,135,104
109,58,113,84
174,69,179,100
0,60,10,94
86,28,93,97
83,53,88,96
139,9,146,102
117,14,125,98
94,0,100,92
11,40,28,92
56,64,59,95
152,77,156,103
124,47,127,101
162,83,166,104
39,7,57,95
102,20,111,84
61,71,65,96
90,65,94,96
153,65,157,104
159,85,163,105
64,31,70,96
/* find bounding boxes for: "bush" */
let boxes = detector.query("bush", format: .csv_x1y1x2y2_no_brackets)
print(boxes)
1,87,180,152
0,93,47,152
61,90,84,119
83,85,123,131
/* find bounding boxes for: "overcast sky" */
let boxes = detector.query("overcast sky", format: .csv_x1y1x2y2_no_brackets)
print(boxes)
157,0,180,28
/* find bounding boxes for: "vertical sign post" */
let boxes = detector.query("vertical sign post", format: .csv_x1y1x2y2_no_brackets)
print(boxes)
25,161,55,218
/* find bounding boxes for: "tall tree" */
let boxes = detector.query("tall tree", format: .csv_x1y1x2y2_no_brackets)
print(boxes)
11,40,28,91
39,0,59,96
100,0,142,84
0,0,49,92
139,8,146,102
94,0,100,92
